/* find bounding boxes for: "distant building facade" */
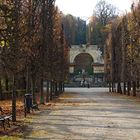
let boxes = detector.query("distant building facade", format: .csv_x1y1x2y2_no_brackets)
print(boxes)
69,44,105,85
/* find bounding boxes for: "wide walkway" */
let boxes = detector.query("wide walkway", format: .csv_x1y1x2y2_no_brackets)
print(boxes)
23,88,140,140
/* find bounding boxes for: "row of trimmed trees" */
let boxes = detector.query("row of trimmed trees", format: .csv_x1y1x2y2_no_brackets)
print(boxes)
0,0,69,121
105,1,140,96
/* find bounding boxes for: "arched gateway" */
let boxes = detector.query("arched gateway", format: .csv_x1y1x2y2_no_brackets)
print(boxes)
69,44,105,85
74,53,93,75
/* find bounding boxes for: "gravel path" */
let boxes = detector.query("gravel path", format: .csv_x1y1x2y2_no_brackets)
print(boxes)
23,88,140,140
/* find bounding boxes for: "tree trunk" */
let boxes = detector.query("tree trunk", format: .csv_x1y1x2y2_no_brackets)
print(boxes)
5,77,9,91
31,76,36,104
40,77,44,104
117,82,122,94
58,82,60,95
46,80,49,102
54,82,58,96
137,81,140,89
52,81,55,96
61,82,63,93
109,82,111,92
23,76,26,90
111,82,114,92
12,74,16,122
62,82,65,92
123,82,126,95
0,77,3,100
20,76,26,90
50,81,53,100
127,81,131,96
58,82,61,94
60,82,63,94
132,81,136,96
26,65,30,93
117,82,119,93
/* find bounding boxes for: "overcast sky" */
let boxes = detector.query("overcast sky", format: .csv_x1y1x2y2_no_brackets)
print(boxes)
55,0,133,19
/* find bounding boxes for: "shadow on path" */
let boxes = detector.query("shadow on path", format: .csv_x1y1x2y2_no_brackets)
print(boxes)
23,88,140,140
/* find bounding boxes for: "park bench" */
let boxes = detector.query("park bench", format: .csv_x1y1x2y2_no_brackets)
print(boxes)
31,104,39,111
0,107,12,130
24,103,39,117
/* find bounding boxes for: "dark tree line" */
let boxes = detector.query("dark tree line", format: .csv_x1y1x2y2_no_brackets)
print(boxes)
61,14,86,45
105,1,140,96
0,0,69,121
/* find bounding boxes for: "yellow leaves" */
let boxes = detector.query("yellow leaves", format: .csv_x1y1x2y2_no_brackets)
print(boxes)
0,41,9,48
0,136,21,140
0,41,5,48
30,130,48,137
102,23,112,33
105,23,112,30
127,44,139,62
127,44,132,50
127,21,132,31
127,44,132,58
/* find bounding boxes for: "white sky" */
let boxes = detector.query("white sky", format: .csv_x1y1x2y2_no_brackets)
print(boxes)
55,0,133,19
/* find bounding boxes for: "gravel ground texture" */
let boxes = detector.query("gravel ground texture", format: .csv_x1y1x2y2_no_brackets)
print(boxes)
23,88,140,140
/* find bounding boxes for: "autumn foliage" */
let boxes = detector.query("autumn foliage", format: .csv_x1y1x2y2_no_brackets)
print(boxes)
105,1,140,95
0,0,69,121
